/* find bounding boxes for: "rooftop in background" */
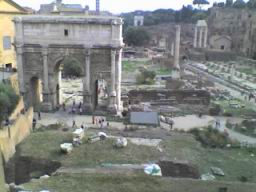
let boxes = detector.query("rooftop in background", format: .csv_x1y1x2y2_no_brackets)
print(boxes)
39,0,112,16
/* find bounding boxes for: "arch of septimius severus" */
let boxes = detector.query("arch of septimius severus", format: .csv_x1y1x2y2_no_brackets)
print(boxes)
13,16,123,114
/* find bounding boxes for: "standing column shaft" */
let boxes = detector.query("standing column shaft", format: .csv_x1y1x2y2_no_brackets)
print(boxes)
16,46,25,93
171,42,174,56
116,49,122,111
199,28,203,48
42,47,49,93
174,25,181,70
204,27,208,48
111,50,116,97
85,50,91,92
194,27,198,48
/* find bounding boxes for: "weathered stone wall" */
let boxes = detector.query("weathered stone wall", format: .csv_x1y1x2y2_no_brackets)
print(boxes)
128,89,211,105
0,107,33,162
208,7,256,58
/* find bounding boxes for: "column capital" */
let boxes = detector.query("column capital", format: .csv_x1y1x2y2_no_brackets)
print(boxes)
42,46,48,56
16,45,23,55
84,48,91,56
111,49,117,56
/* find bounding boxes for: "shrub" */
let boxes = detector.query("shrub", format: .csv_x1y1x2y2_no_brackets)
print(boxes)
136,69,156,85
0,82,19,127
190,126,234,148
63,58,82,77
209,104,221,116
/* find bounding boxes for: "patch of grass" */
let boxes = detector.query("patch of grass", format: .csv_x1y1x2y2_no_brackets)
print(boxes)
122,60,151,72
189,127,236,148
233,120,256,138
156,68,172,75
213,99,256,117
19,130,256,184
161,133,256,183
18,131,163,167
23,173,256,192
237,68,256,76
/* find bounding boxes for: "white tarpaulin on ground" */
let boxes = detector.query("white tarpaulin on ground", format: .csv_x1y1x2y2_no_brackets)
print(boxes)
144,164,162,176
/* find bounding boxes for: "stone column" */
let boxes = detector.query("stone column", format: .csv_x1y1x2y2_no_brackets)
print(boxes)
109,49,117,113
204,27,208,48
41,46,52,111
171,42,174,56
173,25,181,79
83,49,92,112
174,25,181,69
16,45,25,94
115,49,122,112
199,28,203,48
194,27,198,48
42,47,49,93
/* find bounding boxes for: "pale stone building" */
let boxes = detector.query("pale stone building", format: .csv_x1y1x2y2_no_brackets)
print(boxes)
209,35,232,51
134,15,144,26
13,16,123,113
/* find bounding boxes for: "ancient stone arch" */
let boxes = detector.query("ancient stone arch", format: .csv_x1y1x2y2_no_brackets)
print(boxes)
13,16,123,113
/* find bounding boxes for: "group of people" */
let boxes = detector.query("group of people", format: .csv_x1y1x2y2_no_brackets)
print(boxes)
92,116,109,129
63,100,83,115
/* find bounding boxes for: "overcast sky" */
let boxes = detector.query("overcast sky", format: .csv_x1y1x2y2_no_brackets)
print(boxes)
13,0,244,13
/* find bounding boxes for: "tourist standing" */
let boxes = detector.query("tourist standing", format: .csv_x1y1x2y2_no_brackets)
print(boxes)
38,111,41,120
72,120,76,128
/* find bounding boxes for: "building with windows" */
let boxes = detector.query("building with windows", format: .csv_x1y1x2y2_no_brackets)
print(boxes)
0,0,28,70
39,0,111,16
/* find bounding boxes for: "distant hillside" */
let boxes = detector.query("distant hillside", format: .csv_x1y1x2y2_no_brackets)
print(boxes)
120,6,208,31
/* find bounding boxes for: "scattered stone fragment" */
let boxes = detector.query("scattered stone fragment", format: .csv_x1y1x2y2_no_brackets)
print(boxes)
200,173,216,181
60,143,73,154
211,167,225,176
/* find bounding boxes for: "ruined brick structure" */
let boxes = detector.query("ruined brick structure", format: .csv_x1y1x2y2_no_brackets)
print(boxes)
208,7,256,59
128,90,211,106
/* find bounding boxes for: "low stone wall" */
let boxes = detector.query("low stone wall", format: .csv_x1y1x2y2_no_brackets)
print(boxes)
0,107,33,162
205,50,236,61
128,89,211,106
9,98,25,121
6,73,19,94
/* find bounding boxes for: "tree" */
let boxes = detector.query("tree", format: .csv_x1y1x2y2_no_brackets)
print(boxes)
62,58,82,77
247,0,256,8
0,82,19,127
124,27,150,47
136,68,156,85
193,0,210,9
233,0,246,8
226,0,234,7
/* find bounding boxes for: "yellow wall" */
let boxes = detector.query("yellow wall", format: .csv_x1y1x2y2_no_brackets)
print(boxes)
0,0,27,69
0,105,33,162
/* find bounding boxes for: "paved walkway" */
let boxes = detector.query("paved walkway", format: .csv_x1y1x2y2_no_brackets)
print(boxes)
214,117,256,144
36,110,124,130
36,110,256,144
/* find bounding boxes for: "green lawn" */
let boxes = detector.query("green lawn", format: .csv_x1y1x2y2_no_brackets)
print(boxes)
18,130,256,183
162,134,256,183
156,68,172,75
18,131,163,167
237,68,256,76
122,60,151,72
23,173,256,192
213,99,256,117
